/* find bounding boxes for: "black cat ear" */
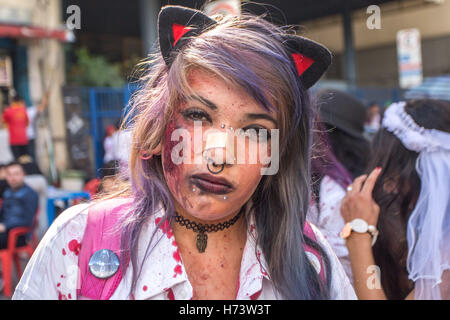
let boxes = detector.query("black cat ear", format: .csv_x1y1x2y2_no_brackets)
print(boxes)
158,5,218,66
283,35,332,89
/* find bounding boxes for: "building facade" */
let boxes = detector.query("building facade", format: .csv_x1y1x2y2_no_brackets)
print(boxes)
0,0,71,177
301,0,450,87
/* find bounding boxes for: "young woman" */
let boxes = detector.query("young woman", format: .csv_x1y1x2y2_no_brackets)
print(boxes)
12,6,355,300
309,120,354,280
340,99,450,300
307,90,370,281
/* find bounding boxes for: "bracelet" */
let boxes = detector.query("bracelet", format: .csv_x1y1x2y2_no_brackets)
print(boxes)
340,219,379,247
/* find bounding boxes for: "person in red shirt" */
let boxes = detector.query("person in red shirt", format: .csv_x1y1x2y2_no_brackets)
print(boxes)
2,94,29,159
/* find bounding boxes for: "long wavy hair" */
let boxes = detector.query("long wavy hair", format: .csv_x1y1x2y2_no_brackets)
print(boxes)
101,13,331,299
367,99,450,299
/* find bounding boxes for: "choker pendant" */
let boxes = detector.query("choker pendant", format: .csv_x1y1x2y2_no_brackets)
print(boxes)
196,227,208,253
174,208,245,254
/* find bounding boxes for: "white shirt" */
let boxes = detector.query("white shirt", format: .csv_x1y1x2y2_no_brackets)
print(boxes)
26,106,38,140
13,200,356,300
103,136,115,163
307,175,353,281
111,130,132,165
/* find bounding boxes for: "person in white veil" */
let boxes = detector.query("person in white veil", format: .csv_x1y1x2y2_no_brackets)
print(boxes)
339,99,449,300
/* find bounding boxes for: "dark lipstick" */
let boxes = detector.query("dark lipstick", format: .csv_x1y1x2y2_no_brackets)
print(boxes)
190,173,234,195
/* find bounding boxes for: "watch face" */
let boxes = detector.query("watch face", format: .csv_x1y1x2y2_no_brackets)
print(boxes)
351,218,368,233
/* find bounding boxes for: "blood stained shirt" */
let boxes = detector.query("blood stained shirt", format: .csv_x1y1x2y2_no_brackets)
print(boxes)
13,199,356,300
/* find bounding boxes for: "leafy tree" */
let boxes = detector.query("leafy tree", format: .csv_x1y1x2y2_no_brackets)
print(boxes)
68,47,125,87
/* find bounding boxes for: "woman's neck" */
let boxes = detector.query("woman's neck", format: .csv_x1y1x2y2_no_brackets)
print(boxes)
171,204,247,254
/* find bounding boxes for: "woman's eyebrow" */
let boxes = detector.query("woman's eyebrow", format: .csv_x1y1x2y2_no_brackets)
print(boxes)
187,95,277,125
188,95,217,111
245,113,277,126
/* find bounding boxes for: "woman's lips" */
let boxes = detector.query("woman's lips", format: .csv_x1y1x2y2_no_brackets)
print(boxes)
190,173,234,195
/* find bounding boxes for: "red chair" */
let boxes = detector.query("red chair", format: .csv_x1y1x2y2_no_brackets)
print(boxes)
0,208,40,298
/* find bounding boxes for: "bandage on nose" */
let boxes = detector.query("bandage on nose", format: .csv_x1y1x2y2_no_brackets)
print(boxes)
203,131,235,165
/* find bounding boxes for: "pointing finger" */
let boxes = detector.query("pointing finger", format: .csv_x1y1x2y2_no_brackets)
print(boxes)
361,167,382,197
349,174,368,195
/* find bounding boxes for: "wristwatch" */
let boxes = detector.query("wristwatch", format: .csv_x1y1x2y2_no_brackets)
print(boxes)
340,218,379,246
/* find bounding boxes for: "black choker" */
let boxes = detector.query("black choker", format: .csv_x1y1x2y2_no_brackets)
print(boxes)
174,208,245,253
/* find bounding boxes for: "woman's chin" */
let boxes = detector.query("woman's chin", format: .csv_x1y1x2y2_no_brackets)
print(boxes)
177,194,239,222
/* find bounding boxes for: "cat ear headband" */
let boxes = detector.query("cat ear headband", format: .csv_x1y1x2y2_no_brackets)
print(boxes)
158,5,332,89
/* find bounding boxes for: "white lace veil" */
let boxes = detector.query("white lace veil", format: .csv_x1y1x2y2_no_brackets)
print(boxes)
382,102,450,300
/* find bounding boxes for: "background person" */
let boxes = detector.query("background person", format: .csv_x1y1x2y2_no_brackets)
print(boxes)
340,99,450,300
111,126,132,168
309,119,354,280
26,91,49,161
17,154,48,240
364,101,381,140
0,162,39,249
103,124,117,165
315,89,371,179
1,95,29,160
0,164,9,199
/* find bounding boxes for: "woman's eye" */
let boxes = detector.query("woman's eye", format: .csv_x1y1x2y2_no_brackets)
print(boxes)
242,127,271,140
181,109,211,122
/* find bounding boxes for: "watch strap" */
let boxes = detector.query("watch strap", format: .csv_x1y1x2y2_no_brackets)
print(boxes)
340,219,379,246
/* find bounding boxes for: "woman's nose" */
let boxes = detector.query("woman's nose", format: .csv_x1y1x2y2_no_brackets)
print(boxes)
203,130,235,165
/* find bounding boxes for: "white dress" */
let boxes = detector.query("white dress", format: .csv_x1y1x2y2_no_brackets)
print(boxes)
13,200,356,300
307,175,353,281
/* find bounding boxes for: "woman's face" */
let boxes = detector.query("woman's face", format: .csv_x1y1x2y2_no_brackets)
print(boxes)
161,69,278,222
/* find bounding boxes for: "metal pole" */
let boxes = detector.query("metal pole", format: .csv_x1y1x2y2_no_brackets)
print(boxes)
342,0,357,89
139,0,160,57
89,88,100,177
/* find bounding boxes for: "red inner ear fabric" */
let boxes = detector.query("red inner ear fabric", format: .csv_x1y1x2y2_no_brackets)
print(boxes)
292,53,314,76
173,23,192,46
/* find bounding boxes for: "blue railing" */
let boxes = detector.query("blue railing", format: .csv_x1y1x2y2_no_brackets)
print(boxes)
83,84,138,176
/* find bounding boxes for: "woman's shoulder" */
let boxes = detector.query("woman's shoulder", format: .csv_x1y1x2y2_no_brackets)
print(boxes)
321,175,346,194
35,202,91,258
12,197,135,300
12,203,90,299
43,197,134,248
318,175,347,217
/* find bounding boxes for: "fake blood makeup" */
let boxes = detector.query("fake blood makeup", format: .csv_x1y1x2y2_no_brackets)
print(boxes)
163,119,185,198
163,113,235,200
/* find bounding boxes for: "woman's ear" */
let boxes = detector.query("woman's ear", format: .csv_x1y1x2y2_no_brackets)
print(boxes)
158,5,217,66
140,141,162,160
282,34,332,89
152,142,162,156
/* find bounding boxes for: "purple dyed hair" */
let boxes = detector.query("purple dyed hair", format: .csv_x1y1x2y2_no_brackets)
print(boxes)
311,119,353,191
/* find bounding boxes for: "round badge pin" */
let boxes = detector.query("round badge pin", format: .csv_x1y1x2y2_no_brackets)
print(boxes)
88,249,120,279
